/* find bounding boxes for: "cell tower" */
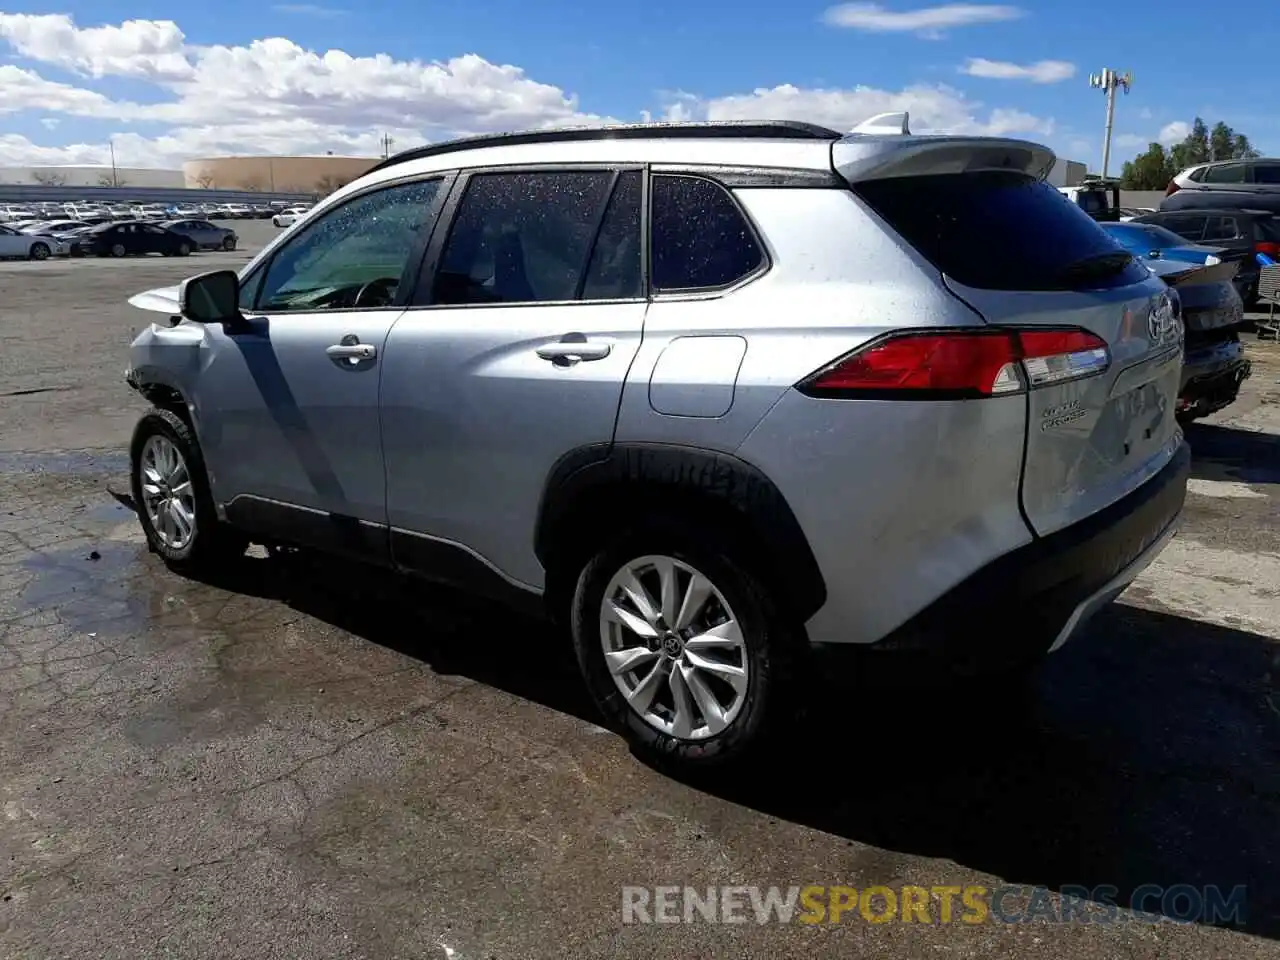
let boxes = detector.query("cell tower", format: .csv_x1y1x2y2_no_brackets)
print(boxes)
1089,68,1133,179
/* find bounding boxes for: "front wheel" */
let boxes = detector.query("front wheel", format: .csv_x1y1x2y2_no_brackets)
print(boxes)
28,242,50,261
570,516,799,770
130,408,248,571
222,236,236,251
110,243,126,257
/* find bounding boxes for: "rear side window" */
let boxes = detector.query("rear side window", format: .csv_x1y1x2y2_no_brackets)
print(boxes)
854,172,1147,291
1202,163,1246,184
651,175,764,291
1256,217,1280,243
1202,216,1240,242
1253,164,1280,185
433,170,614,304
1153,214,1206,241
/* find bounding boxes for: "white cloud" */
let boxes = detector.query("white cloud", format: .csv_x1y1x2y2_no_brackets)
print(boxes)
1159,121,1190,145
0,13,192,80
960,58,1075,83
0,13,614,167
665,82,1054,138
823,3,1023,36
1113,133,1147,149
0,12,1059,170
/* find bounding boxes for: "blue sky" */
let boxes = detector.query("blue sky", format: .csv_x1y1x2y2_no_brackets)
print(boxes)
0,1,1276,169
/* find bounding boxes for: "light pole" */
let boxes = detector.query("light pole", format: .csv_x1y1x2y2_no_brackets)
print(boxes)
1089,68,1132,179
109,138,118,187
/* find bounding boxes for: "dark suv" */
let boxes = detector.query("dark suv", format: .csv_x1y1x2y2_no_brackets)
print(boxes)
1162,158,1280,214
1132,208,1280,304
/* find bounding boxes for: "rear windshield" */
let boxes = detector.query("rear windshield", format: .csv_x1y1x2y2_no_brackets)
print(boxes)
854,171,1149,291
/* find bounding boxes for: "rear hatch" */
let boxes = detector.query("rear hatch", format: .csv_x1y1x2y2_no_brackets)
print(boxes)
836,137,1183,537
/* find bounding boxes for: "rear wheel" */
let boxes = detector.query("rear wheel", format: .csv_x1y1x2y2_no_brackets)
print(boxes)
130,408,248,571
177,241,192,257
570,515,799,769
28,242,50,261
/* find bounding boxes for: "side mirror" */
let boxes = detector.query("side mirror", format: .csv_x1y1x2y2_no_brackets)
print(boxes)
178,269,241,325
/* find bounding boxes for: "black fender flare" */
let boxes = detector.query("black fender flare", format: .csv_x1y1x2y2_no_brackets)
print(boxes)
534,442,827,621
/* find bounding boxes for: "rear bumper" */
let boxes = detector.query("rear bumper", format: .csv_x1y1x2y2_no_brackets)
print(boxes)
813,441,1190,669
1179,340,1251,416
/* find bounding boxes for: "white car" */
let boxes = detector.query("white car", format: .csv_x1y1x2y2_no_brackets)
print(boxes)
271,205,312,228
0,224,69,260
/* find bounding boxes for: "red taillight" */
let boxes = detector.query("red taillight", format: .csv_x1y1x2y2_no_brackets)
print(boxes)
1165,180,1180,196
1255,241,1280,257
798,328,1109,400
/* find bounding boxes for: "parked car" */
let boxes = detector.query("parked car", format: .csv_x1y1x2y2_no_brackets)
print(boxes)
161,219,238,251
122,118,1189,770
79,221,194,258
1101,221,1228,267
1145,257,1251,421
271,205,311,228
20,219,90,235
1131,208,1280,304
0,224,68,260
1058,180,1121,221
1163,157,1280,214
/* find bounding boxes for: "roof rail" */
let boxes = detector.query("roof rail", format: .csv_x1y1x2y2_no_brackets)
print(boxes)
365,120,845,175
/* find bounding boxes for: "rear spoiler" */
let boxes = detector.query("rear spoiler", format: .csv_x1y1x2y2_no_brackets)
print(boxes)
1160,260,1241,288
833,112,1055,184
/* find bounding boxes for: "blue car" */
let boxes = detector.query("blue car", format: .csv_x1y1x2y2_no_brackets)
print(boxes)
1100,221,1224,266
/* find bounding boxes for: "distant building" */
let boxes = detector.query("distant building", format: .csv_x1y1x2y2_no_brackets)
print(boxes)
182,156,380,193
0,166,185,188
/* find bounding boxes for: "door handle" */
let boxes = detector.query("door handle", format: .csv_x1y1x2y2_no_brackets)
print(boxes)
326,343,376,360
536,334,611,364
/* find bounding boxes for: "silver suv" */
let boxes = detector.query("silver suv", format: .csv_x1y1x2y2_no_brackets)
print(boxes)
125,116,1190,769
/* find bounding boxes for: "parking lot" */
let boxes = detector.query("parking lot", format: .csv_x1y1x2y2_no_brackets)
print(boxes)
2,221,1280,959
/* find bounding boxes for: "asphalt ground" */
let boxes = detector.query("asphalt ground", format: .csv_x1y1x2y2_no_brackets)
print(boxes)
1,220,1279,958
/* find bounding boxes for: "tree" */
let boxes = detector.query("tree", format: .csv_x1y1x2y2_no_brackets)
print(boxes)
30,170,68,186
314,174,349,195
194,173,216,189
1121,143,1176,190
238,176,266,192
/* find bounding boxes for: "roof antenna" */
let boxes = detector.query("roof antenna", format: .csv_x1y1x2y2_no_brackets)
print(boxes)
850,112,911,135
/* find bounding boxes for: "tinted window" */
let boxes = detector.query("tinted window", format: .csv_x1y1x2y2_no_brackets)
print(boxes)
257,178,442,312
1202,163,1246,184
854,172,1147,291
1149,214,1205,241
1253,164,1280,185
582,171,642,300
1201,216,1240,242
651,175,764,291
433,171,613,305
1256,217,1280,243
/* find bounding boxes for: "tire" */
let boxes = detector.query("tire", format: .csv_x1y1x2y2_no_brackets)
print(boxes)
222,236,236,251
28,242,50,261
129,408,248,571
569,514,800,770
177,242,192,257
110,243,126,258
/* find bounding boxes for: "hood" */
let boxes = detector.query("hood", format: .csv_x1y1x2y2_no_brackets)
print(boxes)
128,285,181,315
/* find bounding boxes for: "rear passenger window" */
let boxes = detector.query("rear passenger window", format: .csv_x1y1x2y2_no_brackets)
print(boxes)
582,171,642,300
1202,163,1246,184
1202,217,1239,242
1253,164,1280,185
854,172,1148,291
651,175,764,291
1157,215,1205,241
433,171,614,304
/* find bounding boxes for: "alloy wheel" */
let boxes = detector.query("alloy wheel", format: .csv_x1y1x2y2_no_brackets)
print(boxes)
139,434,197,551
599,555,749,740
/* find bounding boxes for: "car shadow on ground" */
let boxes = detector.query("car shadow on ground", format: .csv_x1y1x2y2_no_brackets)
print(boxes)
187,547,1280,940
1184,421,1280,484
